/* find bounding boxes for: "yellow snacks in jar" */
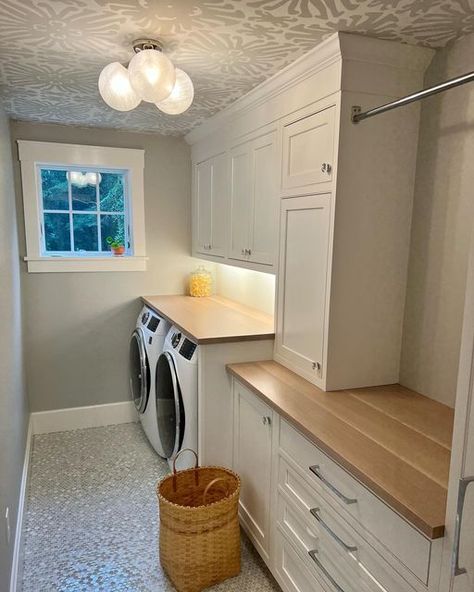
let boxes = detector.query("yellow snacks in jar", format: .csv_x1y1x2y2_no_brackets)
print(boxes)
189,266,212,297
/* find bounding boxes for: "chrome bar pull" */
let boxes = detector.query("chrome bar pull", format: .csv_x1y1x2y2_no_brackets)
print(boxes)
453,476,474,576
308,550,346,592
309,465,357,505
310,508,357,553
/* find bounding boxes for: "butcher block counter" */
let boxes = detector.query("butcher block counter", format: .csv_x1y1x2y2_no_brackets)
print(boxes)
142,295,274,344
227,360,454,539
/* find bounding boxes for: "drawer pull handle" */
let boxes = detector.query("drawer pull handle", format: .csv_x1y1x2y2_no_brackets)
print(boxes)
308,550,346,592
310,508,357,553
309,465,357,505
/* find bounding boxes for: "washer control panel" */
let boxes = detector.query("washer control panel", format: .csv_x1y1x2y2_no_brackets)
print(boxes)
179,338,197,361
147,315,160,333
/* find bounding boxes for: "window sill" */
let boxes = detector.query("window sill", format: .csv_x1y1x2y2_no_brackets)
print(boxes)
24,256,148,273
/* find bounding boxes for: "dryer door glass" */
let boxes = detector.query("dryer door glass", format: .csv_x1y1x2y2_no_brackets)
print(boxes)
129,329,150,413
155,352,184,459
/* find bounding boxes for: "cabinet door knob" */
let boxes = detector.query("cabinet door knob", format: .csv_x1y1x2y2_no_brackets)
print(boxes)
241,248,245,256
248,248,252,256
262,416,271,426
321,163,332,174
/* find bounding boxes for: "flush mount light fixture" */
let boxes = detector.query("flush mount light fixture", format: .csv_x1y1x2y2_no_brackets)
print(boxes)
98,39,194,115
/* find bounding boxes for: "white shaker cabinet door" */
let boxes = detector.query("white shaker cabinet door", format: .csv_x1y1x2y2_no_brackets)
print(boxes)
249,130,278,267
440,237,474,592
233,380,273,561
274,194,331,386
193,153,227,258
281,105,335,194
229,143,252,262
194,158,212,256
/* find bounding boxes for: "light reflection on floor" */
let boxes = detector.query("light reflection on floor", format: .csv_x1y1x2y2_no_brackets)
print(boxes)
20,423,280,592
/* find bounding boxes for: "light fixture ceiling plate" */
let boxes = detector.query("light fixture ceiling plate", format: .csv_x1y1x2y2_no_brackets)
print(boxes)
133,39,163,53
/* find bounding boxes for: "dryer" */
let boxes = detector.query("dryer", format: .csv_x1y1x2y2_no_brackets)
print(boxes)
156,325,198,470
129,306,170,457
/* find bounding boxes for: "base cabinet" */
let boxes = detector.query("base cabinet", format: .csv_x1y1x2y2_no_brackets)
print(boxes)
230,377,442,592
233,380,273,561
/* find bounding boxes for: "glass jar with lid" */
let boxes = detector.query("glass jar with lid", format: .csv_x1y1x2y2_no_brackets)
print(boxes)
189,266,212,297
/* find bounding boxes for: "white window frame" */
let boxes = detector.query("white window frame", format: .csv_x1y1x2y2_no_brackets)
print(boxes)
18,140,147,272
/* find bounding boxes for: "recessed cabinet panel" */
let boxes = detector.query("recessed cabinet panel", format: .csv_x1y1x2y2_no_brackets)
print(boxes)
274,529,326,592
194,153,227,258
250,132,278,266
195,160,212,255
282,106,335,193
233,381,273,560
210,154,227,257
275,194,331,385
229,147,251,261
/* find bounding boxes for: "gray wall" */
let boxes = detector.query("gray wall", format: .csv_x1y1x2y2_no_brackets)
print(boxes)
400,33,474,407
10,121,197,412
0,109,28,591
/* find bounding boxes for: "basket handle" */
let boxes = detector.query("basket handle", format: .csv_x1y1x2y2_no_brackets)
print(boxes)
172,448,199,474
203,478,230,505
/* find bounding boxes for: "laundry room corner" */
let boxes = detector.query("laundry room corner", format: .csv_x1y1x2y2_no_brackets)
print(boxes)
9,121,197,415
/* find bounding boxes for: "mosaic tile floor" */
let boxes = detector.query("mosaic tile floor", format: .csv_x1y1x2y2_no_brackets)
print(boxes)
20,422,280,592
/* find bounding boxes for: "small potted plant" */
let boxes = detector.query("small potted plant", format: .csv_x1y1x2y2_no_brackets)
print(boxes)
106,236,125,256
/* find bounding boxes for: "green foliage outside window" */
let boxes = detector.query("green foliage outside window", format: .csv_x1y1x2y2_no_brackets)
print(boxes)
40,168,127,254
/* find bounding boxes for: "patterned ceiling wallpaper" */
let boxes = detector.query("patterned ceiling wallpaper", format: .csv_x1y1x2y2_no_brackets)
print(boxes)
0,0,473,135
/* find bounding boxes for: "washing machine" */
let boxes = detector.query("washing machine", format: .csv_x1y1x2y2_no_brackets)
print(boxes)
156,325,198,470
129,306,171,457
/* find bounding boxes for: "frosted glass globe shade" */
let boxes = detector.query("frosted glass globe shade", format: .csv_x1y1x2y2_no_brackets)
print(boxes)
98,62,141,111
128,49,176,103
68,171,86,187
85,172,101,185
156,69,194,115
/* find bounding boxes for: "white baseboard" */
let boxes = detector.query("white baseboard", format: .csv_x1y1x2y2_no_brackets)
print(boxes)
31,401,138,435
10,417,32,592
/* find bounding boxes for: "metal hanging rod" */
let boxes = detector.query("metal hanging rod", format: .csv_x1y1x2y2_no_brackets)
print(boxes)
351,70,474,123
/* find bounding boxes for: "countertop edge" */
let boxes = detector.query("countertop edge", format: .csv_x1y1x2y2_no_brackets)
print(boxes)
142,296,275,344
226,364,445,540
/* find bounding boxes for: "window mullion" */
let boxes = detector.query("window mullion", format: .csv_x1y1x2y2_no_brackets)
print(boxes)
96,169,102,252
68,170,74,253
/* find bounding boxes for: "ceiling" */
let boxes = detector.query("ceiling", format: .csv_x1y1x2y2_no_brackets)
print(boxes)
0,1,473,136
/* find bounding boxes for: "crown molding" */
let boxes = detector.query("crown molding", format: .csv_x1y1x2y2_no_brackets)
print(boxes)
185,32,434,146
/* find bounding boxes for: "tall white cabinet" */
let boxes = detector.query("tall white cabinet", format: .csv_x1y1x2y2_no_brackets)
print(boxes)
440,239,474,592
188,32,434,391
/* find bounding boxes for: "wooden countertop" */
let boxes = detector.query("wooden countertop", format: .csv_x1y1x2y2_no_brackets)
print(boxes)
227,360,454,539
142,295,274,344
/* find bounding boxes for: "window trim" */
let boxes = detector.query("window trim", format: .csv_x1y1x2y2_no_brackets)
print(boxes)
18,140,146,272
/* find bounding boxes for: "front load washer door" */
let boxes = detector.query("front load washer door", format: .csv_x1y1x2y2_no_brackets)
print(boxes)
129,328,150,414
155,352,184,459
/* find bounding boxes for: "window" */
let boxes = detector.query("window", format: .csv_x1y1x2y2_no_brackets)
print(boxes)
18,141,146,272
39,167,129,255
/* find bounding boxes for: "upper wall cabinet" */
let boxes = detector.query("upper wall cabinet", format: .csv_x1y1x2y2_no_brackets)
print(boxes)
187,32,434,390
193,152,227,258
281,105,335,195
229,128,278,267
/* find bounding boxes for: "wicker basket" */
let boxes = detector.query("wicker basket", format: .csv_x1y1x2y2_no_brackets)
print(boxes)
157,449,241,592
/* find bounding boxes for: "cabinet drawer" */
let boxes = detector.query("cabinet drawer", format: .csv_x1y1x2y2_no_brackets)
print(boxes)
281,105,335,193
274,528,326,592
279,419,431,583
277,458,413,592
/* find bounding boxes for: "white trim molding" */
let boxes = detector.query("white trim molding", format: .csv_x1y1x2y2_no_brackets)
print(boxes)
17,141,146,273
30,401,138,435
9,418,32,592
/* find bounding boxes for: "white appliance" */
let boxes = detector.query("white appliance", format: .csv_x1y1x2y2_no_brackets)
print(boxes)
130,306,170,456
156,325,198,470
